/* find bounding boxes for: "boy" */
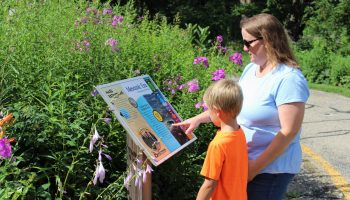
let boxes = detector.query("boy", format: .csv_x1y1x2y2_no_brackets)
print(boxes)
196,79,248,200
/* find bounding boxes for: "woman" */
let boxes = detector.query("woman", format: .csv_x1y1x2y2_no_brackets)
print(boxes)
174,13,309,200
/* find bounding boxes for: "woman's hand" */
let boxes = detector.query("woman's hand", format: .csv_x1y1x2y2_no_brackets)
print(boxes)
248,160,259,182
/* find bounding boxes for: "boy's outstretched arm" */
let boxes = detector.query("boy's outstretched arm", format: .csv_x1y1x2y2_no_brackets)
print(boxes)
172,111,211,135
196,178,217,200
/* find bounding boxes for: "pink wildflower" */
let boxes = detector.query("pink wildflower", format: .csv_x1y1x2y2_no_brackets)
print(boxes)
193,57,209,68
105,38,119,52
216,35,223,43
0,138,12,159
187,79,200,93
211,69,226,81
103,8,113,15
229,52,243,65
195,101,208,111
112,15,123,27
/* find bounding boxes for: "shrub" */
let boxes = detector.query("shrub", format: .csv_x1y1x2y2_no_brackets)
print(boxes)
0,0,243,199
330,55,350,89
296,39,331,84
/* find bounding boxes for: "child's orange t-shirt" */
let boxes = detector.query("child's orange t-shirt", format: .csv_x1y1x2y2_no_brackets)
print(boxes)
200,128,248,200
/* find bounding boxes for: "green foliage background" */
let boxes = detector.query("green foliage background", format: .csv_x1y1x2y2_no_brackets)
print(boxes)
0,0,242,199
122,0,350,89
1,0,350,199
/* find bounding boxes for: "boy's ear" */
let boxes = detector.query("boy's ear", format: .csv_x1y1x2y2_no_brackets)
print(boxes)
211,106,220,113
217,109,232,119
214,107,224,118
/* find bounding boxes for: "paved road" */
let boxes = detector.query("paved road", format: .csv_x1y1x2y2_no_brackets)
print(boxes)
302,90,350,183
286,89,350,199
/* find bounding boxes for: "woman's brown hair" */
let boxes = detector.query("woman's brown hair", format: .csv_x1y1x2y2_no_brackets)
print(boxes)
240,13,299,68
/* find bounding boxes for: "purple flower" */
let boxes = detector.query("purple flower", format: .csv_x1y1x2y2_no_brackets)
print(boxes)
112,15,123,27
203,104,208,111
103,8,113,15
86,7,93,14
98,149,102,161
162,75,185,95
0,138,12,159
229,52,243,65
105,38,120,52
117,16,124,22
103,117,112,124
141,164,153,183
177,84,185,90
80,16,89,24
136,158,143,165
124,171,133,189
74,20,79,28
83,40,90,47
105,38,117,47
145,164,153,174
195,101,208,111
221,47,228,53
89,128,100,153
193,57,209,68
135,168,144,191
76,40,91,52
216,35,223,43
93,161,106,185
93,17,101,25
211,69,226,81
187,79,200,93
217,45,228,54
142,170,148,183
195,101,202,109
86,7,97,15
91,89,98,97
103,153,112,161
135,174,142,190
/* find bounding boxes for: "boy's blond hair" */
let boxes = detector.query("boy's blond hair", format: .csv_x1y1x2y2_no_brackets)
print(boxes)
203,79,243,118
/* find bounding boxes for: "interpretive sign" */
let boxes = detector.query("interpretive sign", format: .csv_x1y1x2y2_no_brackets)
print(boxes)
96,75,196,166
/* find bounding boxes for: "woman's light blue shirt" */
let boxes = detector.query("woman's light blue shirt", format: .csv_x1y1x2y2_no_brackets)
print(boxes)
237,63,309,174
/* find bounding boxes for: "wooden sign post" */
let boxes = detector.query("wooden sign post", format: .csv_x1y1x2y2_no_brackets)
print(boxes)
127,135,151,200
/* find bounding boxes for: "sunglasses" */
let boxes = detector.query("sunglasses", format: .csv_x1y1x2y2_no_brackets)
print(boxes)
243,38,261,48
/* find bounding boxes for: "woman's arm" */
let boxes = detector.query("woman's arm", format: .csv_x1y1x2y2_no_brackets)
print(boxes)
172,111,211,134
248,102,305,181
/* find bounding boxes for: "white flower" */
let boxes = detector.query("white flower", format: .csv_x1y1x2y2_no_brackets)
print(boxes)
123,171,133,190
145,164,153,174
142,164,153,183
93,161,105,185
89,128,100,153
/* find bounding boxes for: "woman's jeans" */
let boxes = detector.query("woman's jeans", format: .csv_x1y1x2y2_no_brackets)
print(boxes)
247,173,295,200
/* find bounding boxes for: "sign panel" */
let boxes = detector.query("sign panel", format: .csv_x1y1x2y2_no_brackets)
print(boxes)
96,75,196,166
